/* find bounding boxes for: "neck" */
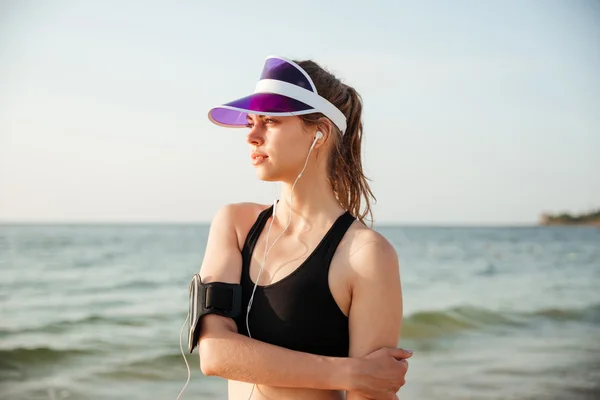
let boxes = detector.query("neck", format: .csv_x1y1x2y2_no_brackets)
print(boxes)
273,172,344,233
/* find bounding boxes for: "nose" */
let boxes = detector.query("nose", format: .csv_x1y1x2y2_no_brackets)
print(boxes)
246,124,265,147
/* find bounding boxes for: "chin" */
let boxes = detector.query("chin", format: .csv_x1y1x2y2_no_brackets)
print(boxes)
253,162,296,183
254,168,279,182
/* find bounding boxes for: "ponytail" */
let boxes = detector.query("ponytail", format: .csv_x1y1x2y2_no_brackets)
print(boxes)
294,60,376,226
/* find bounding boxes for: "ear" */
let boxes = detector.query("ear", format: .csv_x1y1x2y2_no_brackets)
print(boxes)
313,120,333,149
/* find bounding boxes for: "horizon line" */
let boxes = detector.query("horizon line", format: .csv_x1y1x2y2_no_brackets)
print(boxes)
0,219,549,228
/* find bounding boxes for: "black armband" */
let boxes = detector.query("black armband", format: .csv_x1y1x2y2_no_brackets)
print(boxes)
187,273,242,353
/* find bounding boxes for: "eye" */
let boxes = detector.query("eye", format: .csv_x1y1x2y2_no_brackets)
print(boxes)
245,123,254,128
265,118,277,124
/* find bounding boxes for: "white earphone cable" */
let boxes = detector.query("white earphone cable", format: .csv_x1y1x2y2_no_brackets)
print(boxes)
176,312,191,400
176,133,321,400
245,134,320,400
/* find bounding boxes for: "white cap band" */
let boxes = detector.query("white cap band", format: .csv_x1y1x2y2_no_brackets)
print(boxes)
254,79,347,134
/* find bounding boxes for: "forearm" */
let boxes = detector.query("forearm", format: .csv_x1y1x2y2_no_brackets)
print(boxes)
200,329,356,391
346,392,377,400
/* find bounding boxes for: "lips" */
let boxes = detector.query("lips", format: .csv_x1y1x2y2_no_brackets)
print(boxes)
251,152,268,165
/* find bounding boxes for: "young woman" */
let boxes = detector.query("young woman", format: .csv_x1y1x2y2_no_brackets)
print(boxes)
194,56,411,400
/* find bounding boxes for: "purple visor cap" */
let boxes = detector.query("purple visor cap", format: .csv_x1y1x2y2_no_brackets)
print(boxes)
208,56,347,133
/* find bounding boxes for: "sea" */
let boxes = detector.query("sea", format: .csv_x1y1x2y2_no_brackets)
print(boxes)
1,224,599,400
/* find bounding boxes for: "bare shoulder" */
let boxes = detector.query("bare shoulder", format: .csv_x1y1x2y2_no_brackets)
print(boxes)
344,222,400,281
199,201,270,282
212,201,268,220
210,202,271,250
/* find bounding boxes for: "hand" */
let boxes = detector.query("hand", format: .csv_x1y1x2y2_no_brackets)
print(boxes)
351,347,412,400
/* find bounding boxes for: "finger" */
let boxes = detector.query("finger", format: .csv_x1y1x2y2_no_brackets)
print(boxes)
390,348,413,359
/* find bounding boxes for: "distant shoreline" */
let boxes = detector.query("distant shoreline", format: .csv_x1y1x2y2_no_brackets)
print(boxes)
540,221,600,227
539,209,600,227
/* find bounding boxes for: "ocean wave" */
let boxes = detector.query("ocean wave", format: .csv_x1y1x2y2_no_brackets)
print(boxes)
532,305,600,322
0,346,94,365
401,303,600,339
0,314,150,336
0,347,97,381
96,353,188,381
2,305,597,377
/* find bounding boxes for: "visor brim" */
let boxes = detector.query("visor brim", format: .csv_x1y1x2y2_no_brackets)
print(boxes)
208,93,316,128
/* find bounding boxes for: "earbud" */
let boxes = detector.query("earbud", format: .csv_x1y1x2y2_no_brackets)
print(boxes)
309,131,323,153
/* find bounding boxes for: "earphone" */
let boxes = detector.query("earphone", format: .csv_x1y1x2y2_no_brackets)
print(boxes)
247,130,321,329
177,130,323,400
272,131,320,218
245,130,322,400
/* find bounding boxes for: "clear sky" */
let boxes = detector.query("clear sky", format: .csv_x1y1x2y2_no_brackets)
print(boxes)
1,0,598,225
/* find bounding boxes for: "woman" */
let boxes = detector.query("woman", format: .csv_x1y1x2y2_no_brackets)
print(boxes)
194,56,410,400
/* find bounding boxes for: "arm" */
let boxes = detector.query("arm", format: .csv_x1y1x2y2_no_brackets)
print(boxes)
197,204,352,390
345,237,406,400
197,205,411,398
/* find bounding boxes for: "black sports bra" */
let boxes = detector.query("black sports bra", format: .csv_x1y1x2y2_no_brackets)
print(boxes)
233,206,355,357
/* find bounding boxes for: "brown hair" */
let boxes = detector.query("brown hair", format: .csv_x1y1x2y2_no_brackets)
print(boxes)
294,60,376,226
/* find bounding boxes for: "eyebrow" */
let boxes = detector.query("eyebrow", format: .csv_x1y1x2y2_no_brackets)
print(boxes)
246,114,268,122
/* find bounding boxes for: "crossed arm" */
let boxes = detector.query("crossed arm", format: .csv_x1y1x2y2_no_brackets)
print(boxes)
196,204,406,398
345,238,403,399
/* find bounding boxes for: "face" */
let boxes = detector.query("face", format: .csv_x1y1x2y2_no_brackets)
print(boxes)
246,114,315,182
